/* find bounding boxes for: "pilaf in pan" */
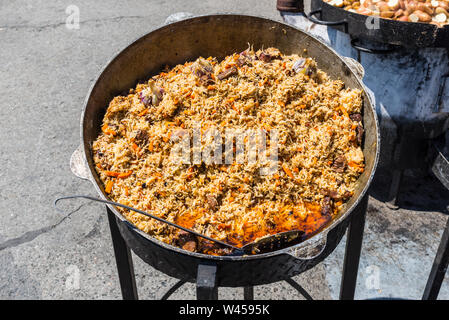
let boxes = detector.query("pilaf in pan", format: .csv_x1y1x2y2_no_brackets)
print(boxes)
92,47,365,255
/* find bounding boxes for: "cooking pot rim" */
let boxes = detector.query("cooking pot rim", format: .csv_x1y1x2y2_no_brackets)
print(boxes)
79,13,380,261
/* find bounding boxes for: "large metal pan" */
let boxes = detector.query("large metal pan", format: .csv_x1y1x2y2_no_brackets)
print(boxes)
307,0,449,49
70,14,379,286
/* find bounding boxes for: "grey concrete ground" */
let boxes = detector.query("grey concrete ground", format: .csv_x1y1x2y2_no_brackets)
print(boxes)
0,0,448,300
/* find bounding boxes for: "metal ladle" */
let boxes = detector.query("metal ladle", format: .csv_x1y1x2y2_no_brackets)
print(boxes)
54,195,307,256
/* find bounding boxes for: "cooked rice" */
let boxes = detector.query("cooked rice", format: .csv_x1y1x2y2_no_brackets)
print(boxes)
92,47,365,255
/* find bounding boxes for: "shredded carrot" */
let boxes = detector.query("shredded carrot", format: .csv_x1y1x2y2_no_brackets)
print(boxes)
153,172,163,178
96,163,102,169
282,165,294,179
348,161,365,172
124,187,129,196
132,143,140,153
118,170,133,179
148,141,154,152
105,180,114,193
163,131,172,143
138,109,149,117
338,105,349,118
293,167,299,173
105,171,120,177
278,100,286,107
102,124,116,136
207,85,215,90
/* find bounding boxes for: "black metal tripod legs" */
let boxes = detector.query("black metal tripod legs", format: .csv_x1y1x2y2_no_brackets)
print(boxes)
107,207,138,300
340,195,368,300
422,217,449,300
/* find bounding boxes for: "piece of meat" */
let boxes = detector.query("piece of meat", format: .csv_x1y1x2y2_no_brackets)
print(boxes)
328,190,340,200
134,129,148,146
237,56,248,67
182,241,197,252
176,230,196,245
342,191,352,200
349,113,362,122
217,66,238,80
321,196,332,216
199,74,215,86
207,194,219,211
356,124,364,146
236,51,251,67
258,52,272,62
332,155,347,173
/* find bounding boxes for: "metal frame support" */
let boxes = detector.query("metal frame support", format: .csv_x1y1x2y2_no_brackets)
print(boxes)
196,264,218,300
340,194,368,300
244,286,254,300
107,207,139,300
422,217,449,300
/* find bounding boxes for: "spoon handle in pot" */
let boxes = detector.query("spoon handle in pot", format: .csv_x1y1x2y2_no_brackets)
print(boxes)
54,195,242,252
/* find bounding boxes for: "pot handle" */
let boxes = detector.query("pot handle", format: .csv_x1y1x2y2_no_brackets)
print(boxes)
343,57,365,80
285,235,327,260
70,145,90,181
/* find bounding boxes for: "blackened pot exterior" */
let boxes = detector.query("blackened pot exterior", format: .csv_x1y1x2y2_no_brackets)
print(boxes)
309,0,449,48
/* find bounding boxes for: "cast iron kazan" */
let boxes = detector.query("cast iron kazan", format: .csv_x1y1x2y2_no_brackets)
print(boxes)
307,0,449,48
70,15,379,287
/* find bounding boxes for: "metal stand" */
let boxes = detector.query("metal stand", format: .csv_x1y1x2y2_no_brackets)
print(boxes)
107,207,138,300
340,194,368,300
196,264,218,300
422,217,449,300
421,138,449,299
107,199,367,300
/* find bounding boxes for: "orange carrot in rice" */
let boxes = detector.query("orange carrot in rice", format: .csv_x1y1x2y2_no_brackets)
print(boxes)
105,171,120,177
105,180,114,193
132,143,140,153
118,171,133,179
102,124,116,136
282,165,294,179
138,109,149,116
